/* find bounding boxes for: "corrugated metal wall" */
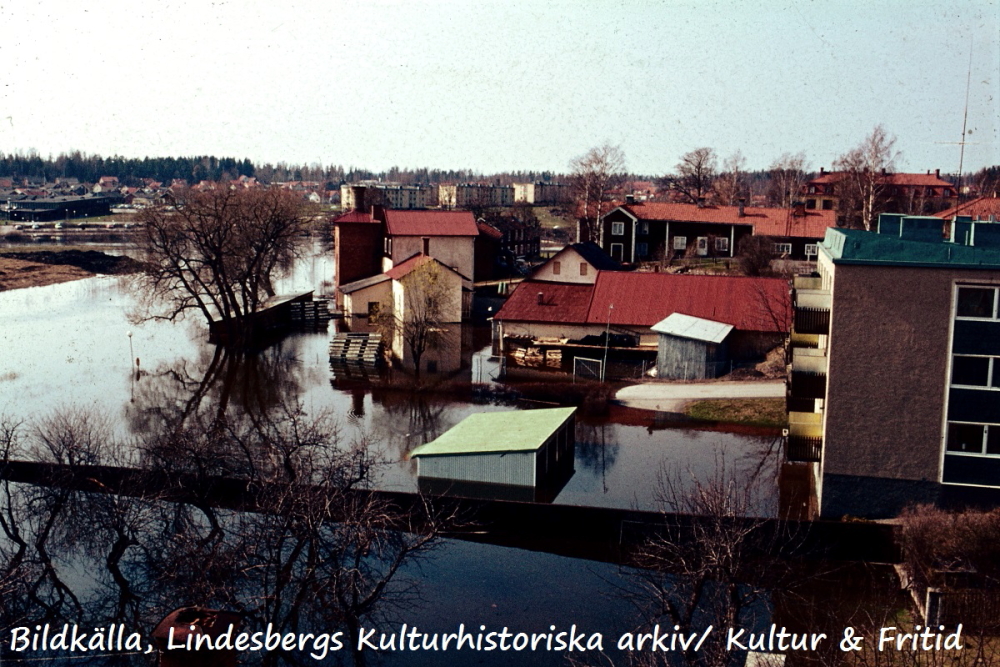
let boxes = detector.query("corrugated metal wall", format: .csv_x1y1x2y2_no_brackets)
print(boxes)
419,451,535,486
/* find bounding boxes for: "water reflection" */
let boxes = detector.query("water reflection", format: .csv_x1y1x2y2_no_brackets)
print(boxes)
0,241,782,513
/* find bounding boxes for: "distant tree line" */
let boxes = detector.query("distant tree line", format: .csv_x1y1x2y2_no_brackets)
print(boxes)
0,150,564,189
0,151,256,186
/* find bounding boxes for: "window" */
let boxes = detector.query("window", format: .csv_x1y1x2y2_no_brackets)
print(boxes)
947,423,1000,455
552,260,561,275
673,236,687,250
422,237,430,255
639,222,649,235
636,242,648,257
805,244,818,257
367,302,380,324
956,286,998,319
579,263,588,276
611,221,625,236
952,356,991,387
773,243,792,255
951,356,1000,388
715,237,729,252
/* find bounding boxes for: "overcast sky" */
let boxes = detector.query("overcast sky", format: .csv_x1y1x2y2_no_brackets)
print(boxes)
1,1,997,176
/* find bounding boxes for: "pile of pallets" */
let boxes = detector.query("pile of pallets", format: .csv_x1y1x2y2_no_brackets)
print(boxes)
329,332,382,367
290,300,332,323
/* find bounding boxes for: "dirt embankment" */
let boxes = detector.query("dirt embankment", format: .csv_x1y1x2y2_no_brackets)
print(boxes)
0,250,143,291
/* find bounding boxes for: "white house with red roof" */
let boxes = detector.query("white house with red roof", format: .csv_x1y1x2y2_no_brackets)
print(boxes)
601,201,836,263
339,254,465,324
381,209,478,282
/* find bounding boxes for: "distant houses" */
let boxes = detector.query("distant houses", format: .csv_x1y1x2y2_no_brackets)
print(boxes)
600,201,837,263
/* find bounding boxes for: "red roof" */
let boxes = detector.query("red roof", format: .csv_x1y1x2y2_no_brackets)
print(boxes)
495,281,595,325
385,253,467,281
497,272,789,333
477,221,504,240
935,196,1000,220
619,202,835,239
332,210,376,224
385,253,435,280
383,209,478,237
807,171,954,188
590,272,788,332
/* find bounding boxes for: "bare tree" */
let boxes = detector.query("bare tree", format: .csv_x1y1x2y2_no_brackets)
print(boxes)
767,152,809,208
133,187,310,345
737,235,777,277
376,259,457,380
665,147,718,204
569,144,627,244
714,151,748,206
833,125,900,230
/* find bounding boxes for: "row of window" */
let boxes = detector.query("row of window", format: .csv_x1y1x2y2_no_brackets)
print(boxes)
551,261,588,277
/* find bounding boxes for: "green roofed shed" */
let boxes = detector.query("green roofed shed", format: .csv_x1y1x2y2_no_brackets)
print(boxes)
409,407,576,488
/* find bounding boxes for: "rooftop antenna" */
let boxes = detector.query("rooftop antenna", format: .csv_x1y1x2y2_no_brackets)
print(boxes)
936,39,976,199
957,39,974,197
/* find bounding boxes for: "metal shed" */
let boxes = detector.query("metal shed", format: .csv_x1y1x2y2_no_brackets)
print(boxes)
409,408,576,489
652,313,733,380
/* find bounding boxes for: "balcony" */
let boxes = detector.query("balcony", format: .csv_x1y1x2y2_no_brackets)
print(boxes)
792,347,828,375
793,276,823,291
794,307,830,336
787,416,823,462
787,436,823,462
789,371,827,400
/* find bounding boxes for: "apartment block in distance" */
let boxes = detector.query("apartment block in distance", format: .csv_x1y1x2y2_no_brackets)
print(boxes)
787,213,1000,518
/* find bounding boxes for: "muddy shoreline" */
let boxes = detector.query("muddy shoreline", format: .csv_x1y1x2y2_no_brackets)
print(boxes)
0,250,142,291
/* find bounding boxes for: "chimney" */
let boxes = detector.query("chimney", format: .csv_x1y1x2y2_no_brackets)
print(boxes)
881,168,887,176
820,167,825,175
625,194,635,205
738,198,746,217
537,292,544,305
936,168,940,178
697,197,706,208
793,201,806,217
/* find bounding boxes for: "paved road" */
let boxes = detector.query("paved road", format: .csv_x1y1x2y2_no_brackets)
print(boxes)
615,380,786,412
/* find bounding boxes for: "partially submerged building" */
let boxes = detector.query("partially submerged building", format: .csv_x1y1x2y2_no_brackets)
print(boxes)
788,213,1000,518
494,271,789,375
409,407,576,501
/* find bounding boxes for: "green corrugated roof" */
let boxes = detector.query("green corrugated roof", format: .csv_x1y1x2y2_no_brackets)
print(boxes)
821,227,1000,269
409,407,576,457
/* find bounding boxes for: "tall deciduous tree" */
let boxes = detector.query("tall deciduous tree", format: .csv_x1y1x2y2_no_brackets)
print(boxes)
569,144,626,244
665,147,718,204
834,125,900,230
767,151,808,209
134,187,309,344
714,151,749,206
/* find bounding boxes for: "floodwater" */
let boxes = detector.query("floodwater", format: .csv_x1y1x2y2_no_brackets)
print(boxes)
0,240,780,512
0,239,791,666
